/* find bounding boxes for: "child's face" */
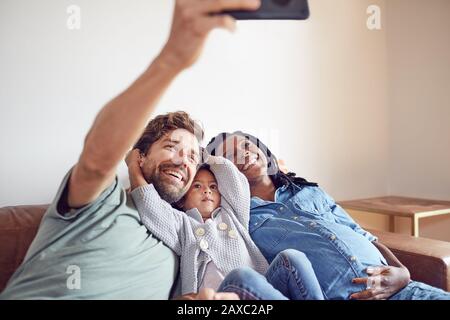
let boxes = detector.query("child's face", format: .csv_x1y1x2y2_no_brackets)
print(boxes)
182,169,220,220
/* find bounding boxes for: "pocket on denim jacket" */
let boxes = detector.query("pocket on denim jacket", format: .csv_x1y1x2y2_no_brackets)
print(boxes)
293,187,333,215
251,219,290,262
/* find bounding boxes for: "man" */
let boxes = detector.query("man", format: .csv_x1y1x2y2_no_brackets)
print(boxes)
0,0,261,299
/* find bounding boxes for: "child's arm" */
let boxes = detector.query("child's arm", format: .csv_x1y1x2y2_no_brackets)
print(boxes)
126,149,183,255
206,155,251,228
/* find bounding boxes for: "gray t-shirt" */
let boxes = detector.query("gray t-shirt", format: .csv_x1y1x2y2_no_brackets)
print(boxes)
0,169,178,299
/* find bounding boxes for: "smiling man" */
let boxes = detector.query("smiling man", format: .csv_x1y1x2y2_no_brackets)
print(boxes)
133,125,202,204
0,0,261,300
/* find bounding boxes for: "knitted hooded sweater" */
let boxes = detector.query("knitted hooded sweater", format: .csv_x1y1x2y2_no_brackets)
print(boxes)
131,156,269,295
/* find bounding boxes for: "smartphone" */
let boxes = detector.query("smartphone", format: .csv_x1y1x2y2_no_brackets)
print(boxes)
223,0,310,20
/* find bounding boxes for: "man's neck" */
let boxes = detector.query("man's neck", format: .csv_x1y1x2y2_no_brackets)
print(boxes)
249,176,277,202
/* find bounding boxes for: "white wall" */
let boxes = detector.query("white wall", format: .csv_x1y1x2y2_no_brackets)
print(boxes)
387,0,450,200
1,0,389,206
386,0,450,240
348,0,450,242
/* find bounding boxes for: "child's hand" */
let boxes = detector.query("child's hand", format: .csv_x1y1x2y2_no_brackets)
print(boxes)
125,149,141,169
125,149,148,190
175,288,240,300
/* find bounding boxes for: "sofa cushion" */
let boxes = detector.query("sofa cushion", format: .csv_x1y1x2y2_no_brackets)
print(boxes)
0,205,48,292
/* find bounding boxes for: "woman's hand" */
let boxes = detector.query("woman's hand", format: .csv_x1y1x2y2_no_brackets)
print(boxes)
350,265,410,300
159,0,261,72
277,159,289,174
125,149,148,191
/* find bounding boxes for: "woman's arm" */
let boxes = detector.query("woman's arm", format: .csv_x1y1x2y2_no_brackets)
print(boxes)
372,241,408,268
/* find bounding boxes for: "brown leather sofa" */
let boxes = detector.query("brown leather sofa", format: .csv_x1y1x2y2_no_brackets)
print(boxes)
1,204,450,295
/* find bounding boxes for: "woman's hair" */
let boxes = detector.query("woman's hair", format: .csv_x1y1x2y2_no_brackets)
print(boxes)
172,163,214,211
206,131,318,190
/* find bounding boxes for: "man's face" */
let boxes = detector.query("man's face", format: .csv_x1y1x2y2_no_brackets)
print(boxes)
216,135,269,181
140,129,201,204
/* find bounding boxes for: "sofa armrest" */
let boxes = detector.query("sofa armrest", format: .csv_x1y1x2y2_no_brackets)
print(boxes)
370,229,450,291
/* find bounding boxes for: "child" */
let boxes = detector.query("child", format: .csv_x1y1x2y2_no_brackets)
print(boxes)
126,149,324,300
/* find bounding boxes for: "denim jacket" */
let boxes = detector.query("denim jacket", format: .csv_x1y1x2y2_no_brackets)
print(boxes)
249,183,388,300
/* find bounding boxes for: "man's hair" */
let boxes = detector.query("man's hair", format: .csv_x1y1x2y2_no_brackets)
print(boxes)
133,111,204,155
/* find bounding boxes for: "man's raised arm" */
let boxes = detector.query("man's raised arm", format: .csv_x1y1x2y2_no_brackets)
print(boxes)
67,0,261,208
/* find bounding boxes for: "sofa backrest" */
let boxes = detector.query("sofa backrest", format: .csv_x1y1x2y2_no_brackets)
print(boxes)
0,205,48,292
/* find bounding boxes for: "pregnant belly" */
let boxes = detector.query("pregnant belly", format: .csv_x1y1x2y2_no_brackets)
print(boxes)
251,220,386,299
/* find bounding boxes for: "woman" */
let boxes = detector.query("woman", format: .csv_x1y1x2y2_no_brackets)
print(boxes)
206,131,450,300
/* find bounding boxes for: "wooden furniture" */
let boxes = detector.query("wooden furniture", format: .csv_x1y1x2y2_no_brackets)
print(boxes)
339,196,450,237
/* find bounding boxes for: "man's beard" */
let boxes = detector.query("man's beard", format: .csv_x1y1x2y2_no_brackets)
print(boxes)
147,168,188,204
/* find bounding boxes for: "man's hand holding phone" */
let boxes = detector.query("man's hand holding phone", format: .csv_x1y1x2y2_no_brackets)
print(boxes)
158,0,261,73
223,0,310,20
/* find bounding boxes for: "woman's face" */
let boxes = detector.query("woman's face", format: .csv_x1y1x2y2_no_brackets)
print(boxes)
216,135,269,181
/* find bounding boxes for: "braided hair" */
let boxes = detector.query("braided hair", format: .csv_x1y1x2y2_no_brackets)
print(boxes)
206,131,318,190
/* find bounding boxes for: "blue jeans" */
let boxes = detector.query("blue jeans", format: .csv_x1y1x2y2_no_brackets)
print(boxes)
389,281,450,300
218,249,324,300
